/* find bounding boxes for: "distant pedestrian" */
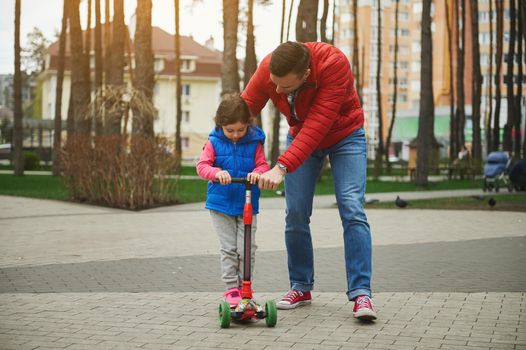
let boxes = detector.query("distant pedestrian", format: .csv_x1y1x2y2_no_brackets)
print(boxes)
196,93,270,307
242,41,376,320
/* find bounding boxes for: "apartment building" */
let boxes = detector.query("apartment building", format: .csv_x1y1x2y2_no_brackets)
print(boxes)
335,0,525,159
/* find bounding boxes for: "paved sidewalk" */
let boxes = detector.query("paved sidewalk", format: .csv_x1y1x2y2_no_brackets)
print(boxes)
0,192,525,349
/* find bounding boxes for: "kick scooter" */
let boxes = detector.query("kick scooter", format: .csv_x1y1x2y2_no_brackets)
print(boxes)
218,177,277,328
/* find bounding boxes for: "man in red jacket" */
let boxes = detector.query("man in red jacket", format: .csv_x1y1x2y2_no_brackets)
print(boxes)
242,41,376,321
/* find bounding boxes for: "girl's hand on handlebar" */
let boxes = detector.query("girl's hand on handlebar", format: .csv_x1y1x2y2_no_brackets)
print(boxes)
247,172,261,185
215,170,231,185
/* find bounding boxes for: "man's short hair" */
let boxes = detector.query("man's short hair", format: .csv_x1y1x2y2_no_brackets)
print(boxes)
269,41,311,77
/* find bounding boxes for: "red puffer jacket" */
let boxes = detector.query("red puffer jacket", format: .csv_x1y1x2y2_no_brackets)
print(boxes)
241,42,364,172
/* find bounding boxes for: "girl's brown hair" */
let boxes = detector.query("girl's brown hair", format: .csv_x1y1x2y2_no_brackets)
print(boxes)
214,93,252,128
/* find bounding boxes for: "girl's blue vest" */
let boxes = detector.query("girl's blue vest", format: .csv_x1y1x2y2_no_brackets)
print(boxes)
205,126,266,216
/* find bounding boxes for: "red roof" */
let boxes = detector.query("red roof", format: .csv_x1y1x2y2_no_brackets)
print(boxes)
46,26,222,77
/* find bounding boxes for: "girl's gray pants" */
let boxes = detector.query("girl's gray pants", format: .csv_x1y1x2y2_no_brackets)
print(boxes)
210,210,257,290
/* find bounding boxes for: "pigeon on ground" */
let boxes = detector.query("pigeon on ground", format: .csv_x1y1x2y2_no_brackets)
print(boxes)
488,198,496,207
395,196,409,208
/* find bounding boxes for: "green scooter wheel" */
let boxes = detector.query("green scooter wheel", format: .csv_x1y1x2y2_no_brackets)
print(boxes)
265,300,277,327
219,301,231,328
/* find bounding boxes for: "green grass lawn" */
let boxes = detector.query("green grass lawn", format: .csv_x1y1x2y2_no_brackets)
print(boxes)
0,174,70,200
365,193,526,212
0,173,485,205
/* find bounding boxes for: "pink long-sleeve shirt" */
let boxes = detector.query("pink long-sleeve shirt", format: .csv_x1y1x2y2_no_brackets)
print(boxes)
196,140,270,181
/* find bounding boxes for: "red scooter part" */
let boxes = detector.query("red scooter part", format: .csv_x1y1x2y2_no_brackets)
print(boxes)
217,177,277,328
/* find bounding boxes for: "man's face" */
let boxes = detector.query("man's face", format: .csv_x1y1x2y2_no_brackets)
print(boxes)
270,69,310,95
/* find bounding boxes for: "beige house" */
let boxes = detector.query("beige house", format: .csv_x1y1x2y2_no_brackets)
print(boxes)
39,26,222,161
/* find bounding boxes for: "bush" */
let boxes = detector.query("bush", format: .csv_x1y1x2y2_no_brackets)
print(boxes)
23,151,41,170
60,86,179,210
61,134,177,210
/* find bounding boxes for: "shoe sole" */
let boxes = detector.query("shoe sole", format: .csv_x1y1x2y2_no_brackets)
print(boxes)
353,310,377,321
276,300,311,310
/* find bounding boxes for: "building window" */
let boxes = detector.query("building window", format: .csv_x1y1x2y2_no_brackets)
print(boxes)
154,58,165,73
341,13,352,22
391,28,410,37
181,59,196,72
394,11,410,21
411,80,420,92
182,84,191,96
183,110,190,122
182,137,189,149
479,11,489,23
412,41,421,53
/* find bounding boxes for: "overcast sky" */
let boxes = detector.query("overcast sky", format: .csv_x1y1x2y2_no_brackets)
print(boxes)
0,0,292,74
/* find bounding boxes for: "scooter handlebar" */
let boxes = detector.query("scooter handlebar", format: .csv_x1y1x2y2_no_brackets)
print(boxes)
230,177,250,184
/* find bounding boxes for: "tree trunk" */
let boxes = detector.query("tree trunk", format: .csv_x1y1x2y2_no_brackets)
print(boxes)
13,0,24,176
296,0,318,42
515,0,523,159
415,0,435,186
352,0,361,103
104,0,111,85
243,0,256,89
493,0,504,151
503,0,516,153
385,0,399,173
94,0,103,136
84,0,92,135
133,0,155,137
106,0,125,134
470,0,482,168
286,0,295,41
320,0,329,43
271,0,287,165
244,0,259,126
445,0,457,161
222,0,240,94
69,0,90,136
455,0,466,149
280,0,286,43
330,0,336,44
486,0,494,154
174,0,183,173
52,0,68,176
83,0,92,117
373,0,383,179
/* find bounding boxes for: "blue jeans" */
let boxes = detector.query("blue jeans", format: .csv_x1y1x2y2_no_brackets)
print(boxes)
284,127,372,301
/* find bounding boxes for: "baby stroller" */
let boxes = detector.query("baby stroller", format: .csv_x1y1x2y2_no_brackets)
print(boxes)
483,151,513,192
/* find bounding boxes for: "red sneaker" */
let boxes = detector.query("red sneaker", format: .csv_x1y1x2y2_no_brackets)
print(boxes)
224,287,241,307
353,295,377,321
276,289,312,309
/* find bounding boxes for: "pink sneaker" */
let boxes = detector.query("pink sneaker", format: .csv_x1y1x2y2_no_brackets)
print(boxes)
224,287,241,307
353,295,377,321
276,289,312,309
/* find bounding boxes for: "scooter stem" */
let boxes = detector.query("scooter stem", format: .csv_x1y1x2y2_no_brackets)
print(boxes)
230,177,253,299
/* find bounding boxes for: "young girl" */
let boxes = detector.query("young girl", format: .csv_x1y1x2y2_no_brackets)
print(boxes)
196,93,270,307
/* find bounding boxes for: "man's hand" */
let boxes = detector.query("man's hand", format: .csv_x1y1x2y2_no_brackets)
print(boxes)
247,172,261,184
215,170,231,185
258,165,285,190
